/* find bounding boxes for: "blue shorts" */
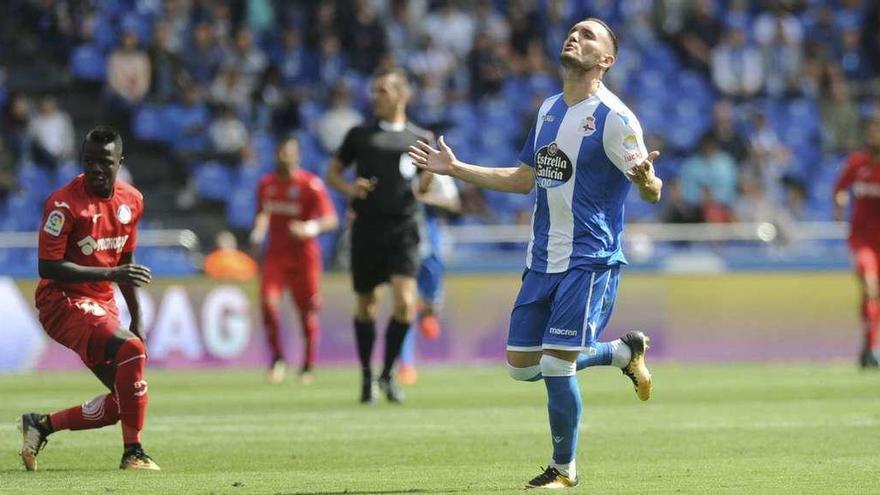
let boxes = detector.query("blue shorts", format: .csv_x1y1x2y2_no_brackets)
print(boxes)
507,267,620,352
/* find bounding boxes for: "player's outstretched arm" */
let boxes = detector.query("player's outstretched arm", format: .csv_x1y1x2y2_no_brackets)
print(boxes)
117,252,146,340
625,151,663,203
408,137,535,194
38,258,152,287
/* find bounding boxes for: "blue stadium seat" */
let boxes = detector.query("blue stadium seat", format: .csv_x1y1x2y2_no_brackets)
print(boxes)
17,164,53,200
54,162,81,188
132,104,169,143
6,193,42,231
163,105,210,153
227,188,257,229
251,131,277,165
69,44,107,82
193,162,234,201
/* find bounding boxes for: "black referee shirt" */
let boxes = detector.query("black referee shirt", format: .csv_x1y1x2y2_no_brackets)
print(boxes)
336,120,433,224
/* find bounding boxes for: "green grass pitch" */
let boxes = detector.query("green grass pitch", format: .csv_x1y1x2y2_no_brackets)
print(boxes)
1,364,878,494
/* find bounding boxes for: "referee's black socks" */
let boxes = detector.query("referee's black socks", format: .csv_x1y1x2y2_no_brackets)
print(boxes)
354,319,376,380
381,318,411,380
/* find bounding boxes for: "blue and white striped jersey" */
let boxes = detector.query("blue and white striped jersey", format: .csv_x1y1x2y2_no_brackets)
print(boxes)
518,83,648,273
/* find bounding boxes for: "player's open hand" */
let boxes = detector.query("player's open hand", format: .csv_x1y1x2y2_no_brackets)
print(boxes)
408,136,457,176
350,177,377,199
111,263,152,287
625,151,660,186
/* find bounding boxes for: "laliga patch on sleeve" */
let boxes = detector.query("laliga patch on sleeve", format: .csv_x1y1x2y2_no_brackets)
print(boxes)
43,210,65,237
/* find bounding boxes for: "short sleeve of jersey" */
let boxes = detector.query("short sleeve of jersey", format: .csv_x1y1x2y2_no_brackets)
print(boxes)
834,153,861,193
122,192,144,254
518,123,538,167
38,196,74,261
602,109,648,174
307,176,334,218
335,127,359,168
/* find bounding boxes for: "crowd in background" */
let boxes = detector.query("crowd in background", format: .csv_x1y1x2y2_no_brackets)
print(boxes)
1,0,880,237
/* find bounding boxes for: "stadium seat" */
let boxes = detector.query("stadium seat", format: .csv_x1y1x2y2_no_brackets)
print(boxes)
193,162,234,201
69,44,107,82
227,188,257,229
132,104,169,143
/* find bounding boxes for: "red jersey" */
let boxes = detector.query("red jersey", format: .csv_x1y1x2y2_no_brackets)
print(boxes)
36,175,144,305
256,169,333,264
835,150,880,247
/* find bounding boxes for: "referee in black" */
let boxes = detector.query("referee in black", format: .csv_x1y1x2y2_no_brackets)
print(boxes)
327,68,433,404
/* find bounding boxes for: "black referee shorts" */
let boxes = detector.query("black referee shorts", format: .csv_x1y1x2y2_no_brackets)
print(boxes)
350,219,420,294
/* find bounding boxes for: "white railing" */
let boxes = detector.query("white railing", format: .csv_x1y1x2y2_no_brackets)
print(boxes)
0,229,200,251
442,222,848,245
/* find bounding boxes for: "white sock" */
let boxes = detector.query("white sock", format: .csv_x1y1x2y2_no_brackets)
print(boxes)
609,339,632,368
551,459,576,479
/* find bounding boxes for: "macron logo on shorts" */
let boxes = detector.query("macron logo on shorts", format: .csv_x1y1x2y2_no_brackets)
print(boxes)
548,327,578,337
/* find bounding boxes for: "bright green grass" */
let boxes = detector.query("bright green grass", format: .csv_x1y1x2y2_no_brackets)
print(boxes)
0,364,878,494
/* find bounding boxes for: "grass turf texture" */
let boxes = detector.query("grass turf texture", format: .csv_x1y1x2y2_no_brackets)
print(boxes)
0,364,878,494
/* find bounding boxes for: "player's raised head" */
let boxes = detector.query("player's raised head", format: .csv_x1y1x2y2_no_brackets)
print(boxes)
370,67,411,120
560,18,617,75
276,134,300,175
81,125,123,198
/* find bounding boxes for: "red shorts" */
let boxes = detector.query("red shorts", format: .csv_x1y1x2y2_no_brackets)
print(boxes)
852,243,880,279
36,290,122,368
261,259,322,312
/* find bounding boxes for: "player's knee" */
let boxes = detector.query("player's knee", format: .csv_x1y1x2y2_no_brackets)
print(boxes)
540,354,576,377
507,363,542,382
116,338,146,365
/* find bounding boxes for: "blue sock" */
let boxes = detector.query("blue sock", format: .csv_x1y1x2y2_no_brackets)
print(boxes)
576,342,613,371
544,375,582,465
399,323,416,366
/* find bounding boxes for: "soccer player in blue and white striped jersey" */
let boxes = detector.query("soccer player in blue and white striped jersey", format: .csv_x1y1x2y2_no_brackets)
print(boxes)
409,18,662,490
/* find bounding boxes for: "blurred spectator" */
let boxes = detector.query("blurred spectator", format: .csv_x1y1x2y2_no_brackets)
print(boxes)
421,0,475,57
204,230,258,281
253,66,286,130
209,106,249,160
167,84,211,158
701,186,733,223
747,112,791,199
780,175,813,221
185,22,226,86
818,66,861,154
317,33,347,90
753,6,804,47
468,33,506,101
679,133,738,207
474,0,510,44
271,90,302,137
28,96,74,164
227,29,268,95
711,100,749,164
106,30,151,107
711,27,764,99
759,14,804,97
508,0,540,56
316,83,363,154
343,0,388,74
3,94,55,168
677,0,723,73
161,0,191,52
210,67,251,115
838,28,872,82
407,34,455,83
273,27,309,87
862,3,880,76
661,180,703,223
0,134,17,198
148,22,186,103
385,0,419,63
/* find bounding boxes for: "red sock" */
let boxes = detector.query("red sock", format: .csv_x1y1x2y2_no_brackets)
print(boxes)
49,393,120,431
115,338,148,445
864,298,880,350
300,310,319,369
263,301,284,362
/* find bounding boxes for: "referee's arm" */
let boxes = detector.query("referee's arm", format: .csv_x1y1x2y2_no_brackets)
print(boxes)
326,157,374,199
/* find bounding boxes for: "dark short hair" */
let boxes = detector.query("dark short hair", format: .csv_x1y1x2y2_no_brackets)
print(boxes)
83,125,123,156
585,17,618,56
276,133,299,148
373,67,411,92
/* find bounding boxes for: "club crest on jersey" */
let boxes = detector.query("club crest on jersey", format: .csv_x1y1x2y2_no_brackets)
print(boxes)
534,142,573,189
623,134,639,151
580,115,596,136
43,210,65,237
117,204,132,224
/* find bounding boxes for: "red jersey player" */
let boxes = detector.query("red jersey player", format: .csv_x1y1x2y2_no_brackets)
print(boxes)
834,117,880,368
249,135,338,383
18,126,158,471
